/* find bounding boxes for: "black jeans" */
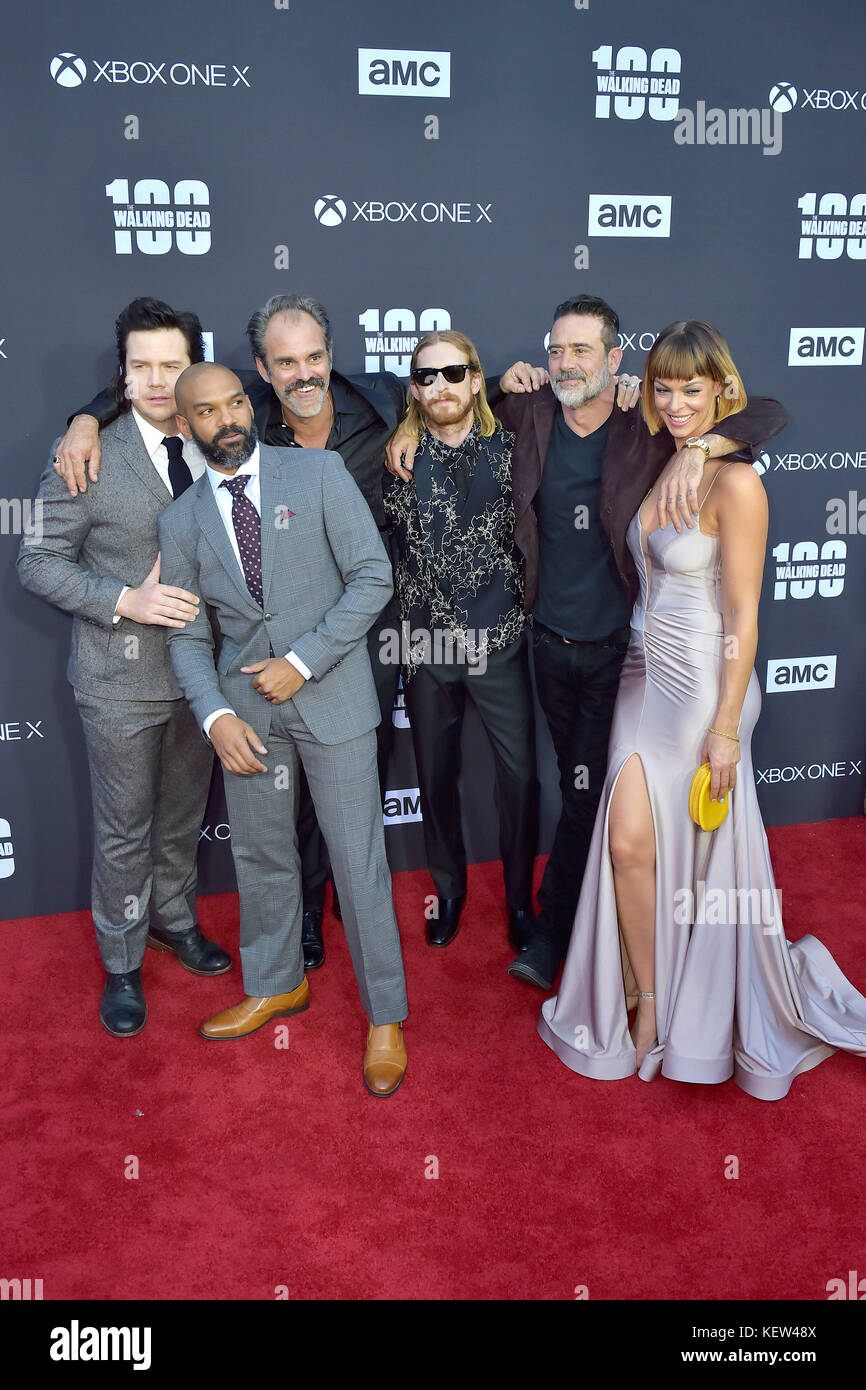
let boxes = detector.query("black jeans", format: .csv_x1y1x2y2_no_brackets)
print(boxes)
532,621,630,953
403,632,539,906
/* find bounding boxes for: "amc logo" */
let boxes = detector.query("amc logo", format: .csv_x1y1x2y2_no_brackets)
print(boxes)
383,787,423,826
588,194,671,237
766,656,837,692
358,48,450,98
788,328,865,365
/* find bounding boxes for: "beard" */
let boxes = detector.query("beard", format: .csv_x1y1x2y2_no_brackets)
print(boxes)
281,376,328,419
192,418,258,469
421,394,474,430
550,359,610,408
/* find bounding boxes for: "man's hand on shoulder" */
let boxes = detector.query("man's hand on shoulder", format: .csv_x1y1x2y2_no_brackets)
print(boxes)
115,554,201,627
53,415,102,495
385,425,417,482
653,447,707,533
241,657,305,704
208,713,268,775
611,373,642,411
499,362,549,394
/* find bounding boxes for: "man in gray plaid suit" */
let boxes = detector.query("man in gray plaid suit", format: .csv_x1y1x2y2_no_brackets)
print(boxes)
158,362,408,1096
17,298,232,1038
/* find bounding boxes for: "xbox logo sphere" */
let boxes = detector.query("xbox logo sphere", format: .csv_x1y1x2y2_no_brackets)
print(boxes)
50,53,87,87
769,82,797,113
314,196,347,227
752,452,770,478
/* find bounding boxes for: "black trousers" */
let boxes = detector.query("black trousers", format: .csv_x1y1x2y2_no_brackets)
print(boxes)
298,584,401,908
403,632,539,906
532,621,630,952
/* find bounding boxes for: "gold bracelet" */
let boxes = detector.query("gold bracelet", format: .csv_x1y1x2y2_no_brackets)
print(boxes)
708,726,739,742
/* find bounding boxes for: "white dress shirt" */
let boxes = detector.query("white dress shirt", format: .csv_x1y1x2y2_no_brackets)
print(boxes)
112,409,206,623
201,444,310,739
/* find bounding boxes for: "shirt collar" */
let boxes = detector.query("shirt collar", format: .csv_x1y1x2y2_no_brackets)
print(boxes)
207,443,261,497
131,406,180,462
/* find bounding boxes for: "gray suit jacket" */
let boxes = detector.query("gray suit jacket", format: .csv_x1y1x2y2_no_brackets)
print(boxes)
157,444,392,745
17,411,185,699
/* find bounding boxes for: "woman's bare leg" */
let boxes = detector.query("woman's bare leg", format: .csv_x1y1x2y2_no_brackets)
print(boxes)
609,754,656,1067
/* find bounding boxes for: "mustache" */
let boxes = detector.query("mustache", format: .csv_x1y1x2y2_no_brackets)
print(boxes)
284,377,326,395
555,372,586,385
213,423,252,444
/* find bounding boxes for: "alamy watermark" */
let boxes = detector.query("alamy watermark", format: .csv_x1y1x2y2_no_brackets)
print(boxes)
674,879,782,934
379,621,489,674
2,498,43,543
673,103,782,155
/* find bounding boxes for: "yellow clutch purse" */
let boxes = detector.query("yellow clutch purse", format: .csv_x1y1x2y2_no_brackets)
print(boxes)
688,763,729,830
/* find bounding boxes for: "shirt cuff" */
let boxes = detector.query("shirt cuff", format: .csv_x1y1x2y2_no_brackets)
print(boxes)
203,707,235,739
285,650,312,681
112,585,131,625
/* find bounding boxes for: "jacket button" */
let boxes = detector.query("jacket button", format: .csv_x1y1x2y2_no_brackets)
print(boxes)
264,612,273,621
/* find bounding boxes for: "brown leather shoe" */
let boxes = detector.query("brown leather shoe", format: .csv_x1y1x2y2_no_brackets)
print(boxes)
363,1021,407,1097
200,979,310,1039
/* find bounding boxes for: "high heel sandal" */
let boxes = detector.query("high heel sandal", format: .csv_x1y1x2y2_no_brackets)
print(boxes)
632,991,657,1070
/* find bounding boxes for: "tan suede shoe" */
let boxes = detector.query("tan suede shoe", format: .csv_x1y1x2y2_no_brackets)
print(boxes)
363,1021,407,1097
200,979,310,1039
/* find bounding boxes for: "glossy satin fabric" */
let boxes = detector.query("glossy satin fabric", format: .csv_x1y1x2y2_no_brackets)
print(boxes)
538,506,866,1100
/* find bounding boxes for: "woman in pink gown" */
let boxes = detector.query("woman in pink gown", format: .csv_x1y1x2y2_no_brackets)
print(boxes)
537,321,866,1100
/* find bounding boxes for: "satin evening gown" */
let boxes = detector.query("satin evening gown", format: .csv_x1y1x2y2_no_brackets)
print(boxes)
538,476,866,1100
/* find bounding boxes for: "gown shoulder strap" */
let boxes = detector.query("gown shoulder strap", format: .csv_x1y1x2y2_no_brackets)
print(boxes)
697,461,737,512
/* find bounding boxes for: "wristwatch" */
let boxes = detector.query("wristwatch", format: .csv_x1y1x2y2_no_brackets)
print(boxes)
685,436,711,460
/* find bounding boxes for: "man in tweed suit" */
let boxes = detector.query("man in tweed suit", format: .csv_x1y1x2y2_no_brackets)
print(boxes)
158,362,408,1096
17,298,231,1037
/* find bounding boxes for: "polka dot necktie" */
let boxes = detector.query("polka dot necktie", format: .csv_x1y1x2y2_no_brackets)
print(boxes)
162,435,194,498
220,475,263,608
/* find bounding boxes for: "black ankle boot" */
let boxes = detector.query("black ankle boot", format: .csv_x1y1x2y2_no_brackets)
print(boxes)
507,905,535,953
426,896,465,948
302,905,325,970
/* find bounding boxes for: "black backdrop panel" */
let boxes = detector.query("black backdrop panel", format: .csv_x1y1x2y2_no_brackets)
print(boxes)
1,0,864,916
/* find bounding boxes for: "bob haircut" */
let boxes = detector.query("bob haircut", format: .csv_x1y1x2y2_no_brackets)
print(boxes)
401,330,497,440
642,320,747,435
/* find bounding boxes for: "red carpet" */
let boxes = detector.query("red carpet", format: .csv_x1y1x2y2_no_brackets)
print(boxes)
2,818,865,1301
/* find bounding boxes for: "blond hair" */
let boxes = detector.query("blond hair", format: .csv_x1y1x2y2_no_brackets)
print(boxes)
402,329,497,439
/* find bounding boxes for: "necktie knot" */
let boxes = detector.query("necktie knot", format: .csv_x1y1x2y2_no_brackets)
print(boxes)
220,474,250,498
162,435,193,498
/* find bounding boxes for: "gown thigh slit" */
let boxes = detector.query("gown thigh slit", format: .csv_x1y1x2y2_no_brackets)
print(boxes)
537,510,866,1100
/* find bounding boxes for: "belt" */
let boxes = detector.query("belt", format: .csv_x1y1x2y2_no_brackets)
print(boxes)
534,620,630,648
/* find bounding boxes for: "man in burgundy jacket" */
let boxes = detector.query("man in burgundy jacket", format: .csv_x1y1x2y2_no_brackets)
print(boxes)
389,294,788,991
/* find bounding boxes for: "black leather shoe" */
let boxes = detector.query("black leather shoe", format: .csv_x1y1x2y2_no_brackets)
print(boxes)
147,924,232,976
426,895,465,948
302,905,325,971
100,968,147,1037
507,906,535,953
507,934,562,991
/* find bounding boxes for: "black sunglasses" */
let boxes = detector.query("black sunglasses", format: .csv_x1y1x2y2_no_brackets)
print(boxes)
410,363,475,387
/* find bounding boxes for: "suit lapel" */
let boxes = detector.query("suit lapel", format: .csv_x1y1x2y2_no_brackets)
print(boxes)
258,451,280,609
532,389,557,491
192,472,259,611
114,412,173,507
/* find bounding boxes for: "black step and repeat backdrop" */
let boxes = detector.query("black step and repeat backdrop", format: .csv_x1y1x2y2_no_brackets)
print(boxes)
1,0,864,917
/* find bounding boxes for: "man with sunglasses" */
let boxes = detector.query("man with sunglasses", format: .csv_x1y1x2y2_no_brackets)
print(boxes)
384,331,540,952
